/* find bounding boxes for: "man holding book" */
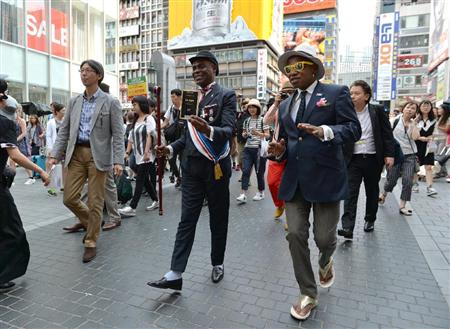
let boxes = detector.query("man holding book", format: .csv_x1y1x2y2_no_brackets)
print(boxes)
148,50,236,290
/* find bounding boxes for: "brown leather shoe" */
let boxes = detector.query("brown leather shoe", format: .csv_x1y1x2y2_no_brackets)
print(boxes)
82,247,96,263
102,221,121,231
63,222,86,233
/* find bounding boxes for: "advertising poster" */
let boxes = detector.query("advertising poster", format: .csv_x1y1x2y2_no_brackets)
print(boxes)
283,0,336,14
27,1,69,59
127,76,148,100
428,0,449,72
373,12,399,101
283,17,326,57
168,0,282,52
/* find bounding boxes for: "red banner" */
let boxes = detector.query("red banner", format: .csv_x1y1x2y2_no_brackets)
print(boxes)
284,0,336,14
27,3,69,59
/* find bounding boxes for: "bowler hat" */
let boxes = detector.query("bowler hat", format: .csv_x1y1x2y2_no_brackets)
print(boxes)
189,50,219,75
278,43,325,80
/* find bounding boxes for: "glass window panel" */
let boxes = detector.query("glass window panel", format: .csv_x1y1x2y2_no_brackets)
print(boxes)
29,84,48,104
243,49,257,60
0,42,25,82
0,0,25,45
27,0,48,53
27,50,48,86
51,58,70,91
105,16,116,72
50,0,70,59
72,1,87,62
51,88,70,105
7,81,25,103
89,7,104,62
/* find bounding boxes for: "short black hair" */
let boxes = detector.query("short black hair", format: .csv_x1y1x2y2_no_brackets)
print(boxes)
80,59,104,84
50,102,65,112
171,89,182,96
418,100,435,121
147,97,156,108
350,80,372,104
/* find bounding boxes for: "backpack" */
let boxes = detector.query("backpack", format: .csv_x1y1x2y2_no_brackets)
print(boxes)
115,173,133,204
164,106,183,142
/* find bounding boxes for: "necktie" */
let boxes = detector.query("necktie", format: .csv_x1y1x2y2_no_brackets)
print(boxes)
295,91,308,124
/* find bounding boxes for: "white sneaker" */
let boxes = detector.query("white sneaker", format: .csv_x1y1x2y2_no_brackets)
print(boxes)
426,187,437,196
146,201,159,211
118,206,136,217
252,191,265,201
236,193,247,203
24,178,36,185
412,183,419,193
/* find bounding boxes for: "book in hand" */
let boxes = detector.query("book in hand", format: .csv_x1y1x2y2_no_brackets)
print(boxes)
180,90,199,120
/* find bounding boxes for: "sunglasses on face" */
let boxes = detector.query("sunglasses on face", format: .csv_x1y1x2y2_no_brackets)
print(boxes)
284,61,314,74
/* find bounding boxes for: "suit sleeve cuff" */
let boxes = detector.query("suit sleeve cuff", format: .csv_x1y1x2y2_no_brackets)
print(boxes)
320,125,334,141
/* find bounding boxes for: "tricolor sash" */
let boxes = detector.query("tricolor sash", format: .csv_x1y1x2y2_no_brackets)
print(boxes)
187,122,230,180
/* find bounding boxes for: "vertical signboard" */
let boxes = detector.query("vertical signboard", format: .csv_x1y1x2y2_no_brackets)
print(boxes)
428,0,449,72
256,49,267,100
373,12,399,101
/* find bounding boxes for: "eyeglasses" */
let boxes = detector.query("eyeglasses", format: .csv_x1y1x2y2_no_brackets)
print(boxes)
78,68,96,74
284,61,314,74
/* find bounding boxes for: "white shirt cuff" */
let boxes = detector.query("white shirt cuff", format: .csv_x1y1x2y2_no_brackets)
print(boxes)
207,127,214,141
320,125,334,141
167,145,174,159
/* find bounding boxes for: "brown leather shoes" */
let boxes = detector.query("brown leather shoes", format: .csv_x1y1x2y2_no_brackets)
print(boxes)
102,221,121,231
63,222,86,233
82,247,96,263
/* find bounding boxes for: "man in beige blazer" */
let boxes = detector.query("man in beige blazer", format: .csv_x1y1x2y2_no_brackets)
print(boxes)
49,60,124,263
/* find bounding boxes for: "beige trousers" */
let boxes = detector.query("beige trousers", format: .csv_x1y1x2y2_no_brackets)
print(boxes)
63,146,107,248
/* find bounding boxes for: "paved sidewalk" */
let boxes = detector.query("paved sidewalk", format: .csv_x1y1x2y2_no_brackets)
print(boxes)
1,168,449,328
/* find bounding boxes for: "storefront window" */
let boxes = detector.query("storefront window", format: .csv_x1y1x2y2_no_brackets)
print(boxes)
0,0,25,45
27,50,48,87
29,84,48,104
89,7,104,62
52,88,70,105
27,0,48,53
105,17,117,72
7,81,25,103
72,1,87,62
51,57,70,92
50,0,70,59
0,42,25,82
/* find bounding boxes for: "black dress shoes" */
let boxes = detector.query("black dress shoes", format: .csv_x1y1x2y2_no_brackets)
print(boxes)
337,228,353,239
147,277,182,291
364,221,375,232
211,266,224,283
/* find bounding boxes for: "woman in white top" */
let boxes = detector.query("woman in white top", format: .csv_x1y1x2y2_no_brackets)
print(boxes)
45,102,65,195
379,102,420,215
236,98,270,204
119,96,158,217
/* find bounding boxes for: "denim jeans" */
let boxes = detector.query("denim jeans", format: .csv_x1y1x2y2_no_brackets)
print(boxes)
241,147,266,191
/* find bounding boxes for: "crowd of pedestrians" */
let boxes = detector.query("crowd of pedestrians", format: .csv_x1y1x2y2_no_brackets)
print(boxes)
1,44,449,322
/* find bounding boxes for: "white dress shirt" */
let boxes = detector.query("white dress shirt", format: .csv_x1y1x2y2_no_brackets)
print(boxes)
354,105,376,154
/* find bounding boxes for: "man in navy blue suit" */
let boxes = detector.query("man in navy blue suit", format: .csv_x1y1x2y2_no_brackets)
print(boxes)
268,44,361,320
148,50,236,291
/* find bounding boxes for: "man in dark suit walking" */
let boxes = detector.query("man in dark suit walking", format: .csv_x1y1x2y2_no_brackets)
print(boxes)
268,44,361,320
148,50,236,290
339,80,395,239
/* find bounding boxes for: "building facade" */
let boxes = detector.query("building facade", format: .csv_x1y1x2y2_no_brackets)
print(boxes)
338,46,372,87
118,0,169,106
0,0,119,105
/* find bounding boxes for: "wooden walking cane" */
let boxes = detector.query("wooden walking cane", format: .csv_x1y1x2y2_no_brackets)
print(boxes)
154,86,163,216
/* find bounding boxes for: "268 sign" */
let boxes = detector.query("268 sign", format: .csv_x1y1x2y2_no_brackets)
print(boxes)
398,55,424,68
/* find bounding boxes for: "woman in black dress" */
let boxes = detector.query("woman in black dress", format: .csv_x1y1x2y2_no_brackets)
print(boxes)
0,94,50,292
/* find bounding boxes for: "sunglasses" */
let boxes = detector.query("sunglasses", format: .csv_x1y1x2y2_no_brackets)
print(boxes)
284,61,314,74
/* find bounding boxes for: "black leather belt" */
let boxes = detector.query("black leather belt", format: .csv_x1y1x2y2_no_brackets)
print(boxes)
353,153,376,158
76,141,91,148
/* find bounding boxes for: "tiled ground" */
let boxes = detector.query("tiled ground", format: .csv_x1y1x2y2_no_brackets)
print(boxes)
1,168,449,328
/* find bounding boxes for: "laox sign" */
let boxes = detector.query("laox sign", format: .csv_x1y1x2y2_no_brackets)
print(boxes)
379,22,393,65
26,9,69,59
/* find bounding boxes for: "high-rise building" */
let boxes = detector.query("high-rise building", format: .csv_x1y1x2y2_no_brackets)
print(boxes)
0,0,119,105
168,0,284,104
283,0,338,84
118,0,169,106
373,0,432,108
338,46,372,87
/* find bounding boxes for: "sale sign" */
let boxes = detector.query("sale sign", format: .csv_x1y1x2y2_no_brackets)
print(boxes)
27,1,69,59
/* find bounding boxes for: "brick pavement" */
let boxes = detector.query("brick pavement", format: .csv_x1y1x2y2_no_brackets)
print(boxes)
1,168,449,328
